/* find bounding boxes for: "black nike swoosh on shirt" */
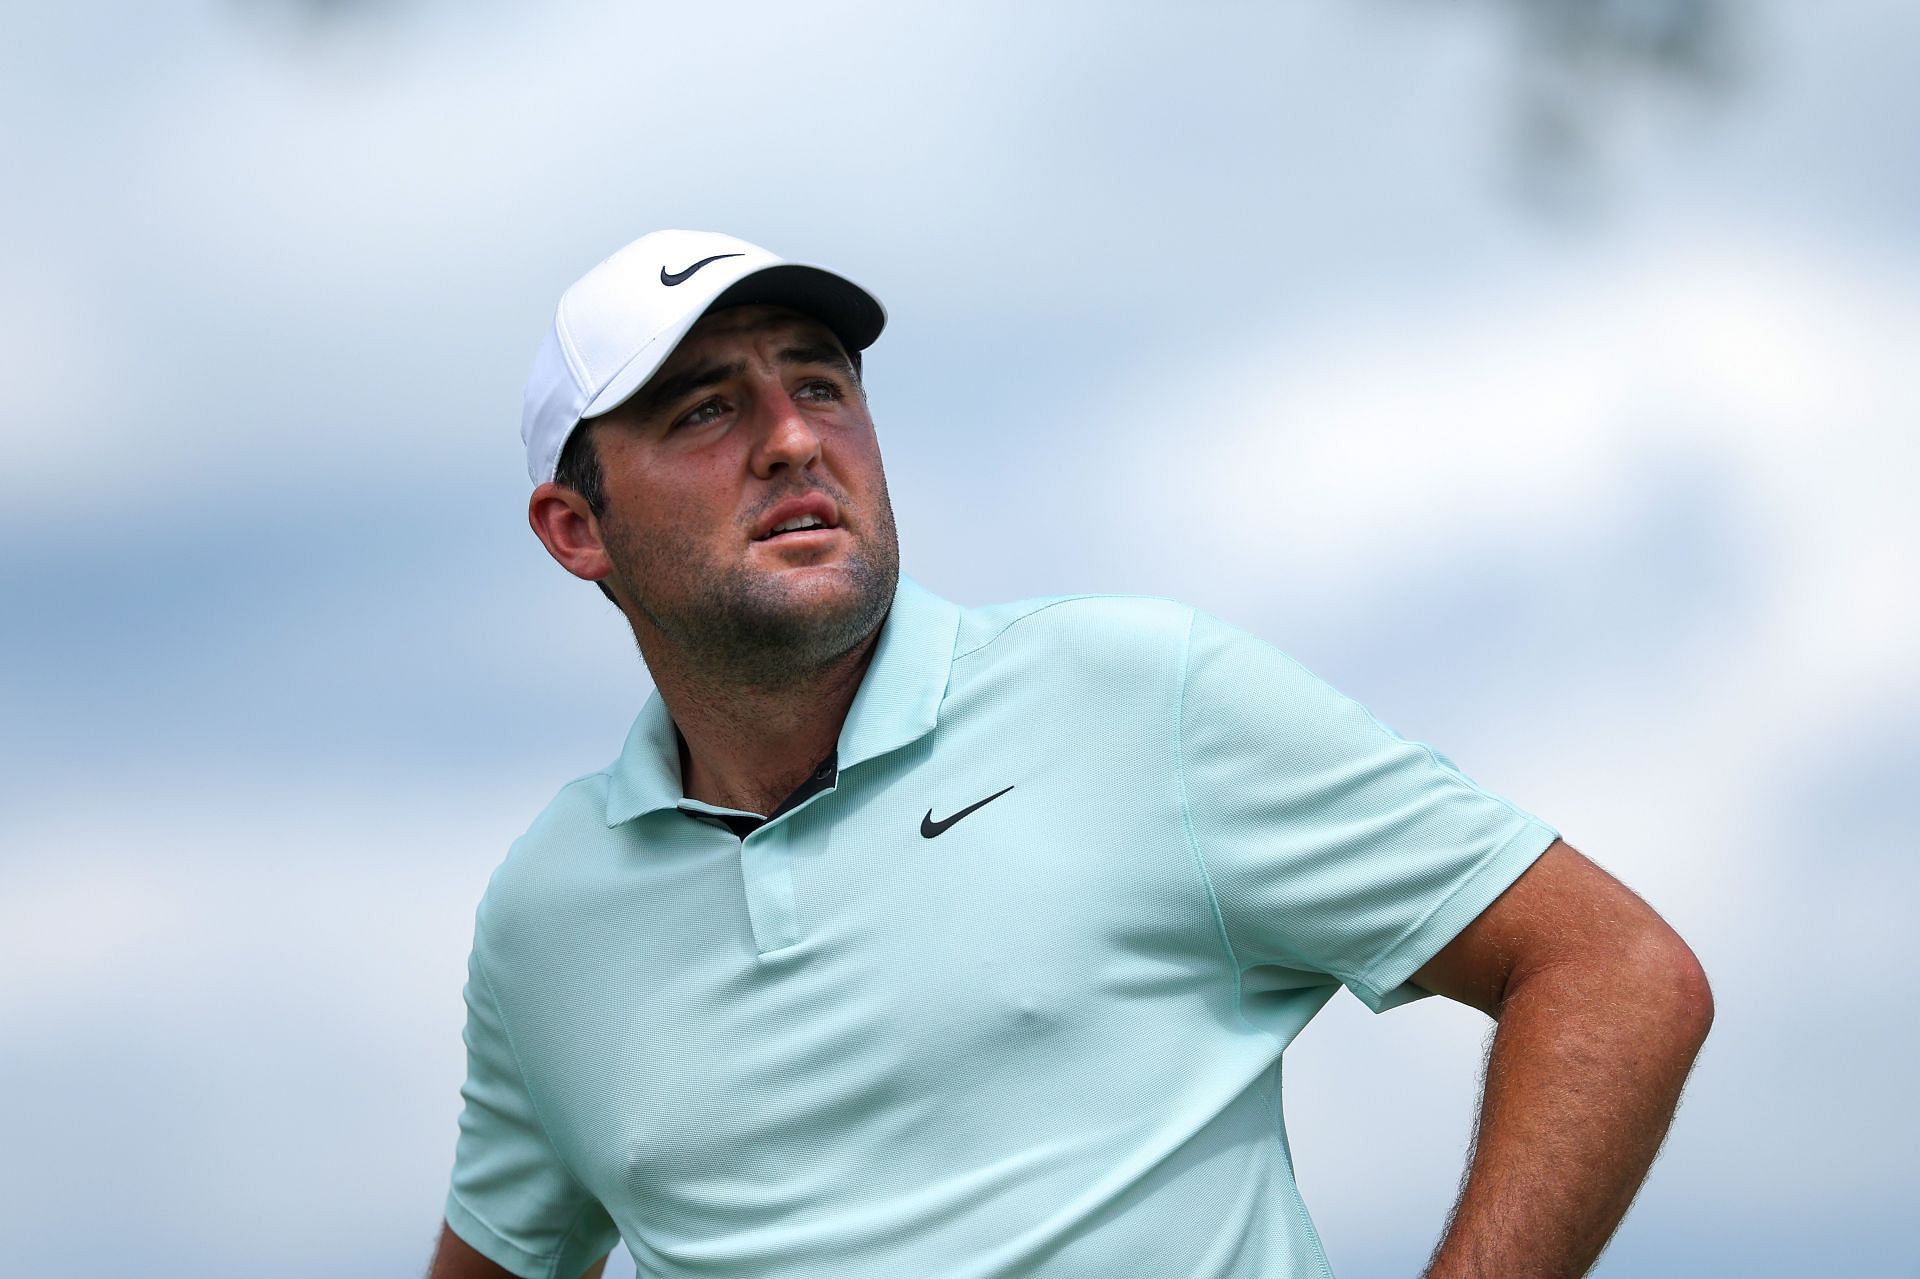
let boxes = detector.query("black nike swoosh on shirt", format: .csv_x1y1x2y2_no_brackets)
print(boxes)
659,253,745,286
921,785,1015,838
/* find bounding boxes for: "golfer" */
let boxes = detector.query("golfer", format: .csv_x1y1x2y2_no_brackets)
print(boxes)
427,229,1712,1279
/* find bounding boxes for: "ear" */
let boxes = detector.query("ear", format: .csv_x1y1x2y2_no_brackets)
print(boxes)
528,482,614,584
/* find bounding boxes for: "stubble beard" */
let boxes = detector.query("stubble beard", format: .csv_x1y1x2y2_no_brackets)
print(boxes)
603,486,902,692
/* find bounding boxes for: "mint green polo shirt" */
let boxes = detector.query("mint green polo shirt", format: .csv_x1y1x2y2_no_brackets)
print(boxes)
446,575,1559,1279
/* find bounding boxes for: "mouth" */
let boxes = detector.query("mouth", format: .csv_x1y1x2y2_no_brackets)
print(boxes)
752,493,842,543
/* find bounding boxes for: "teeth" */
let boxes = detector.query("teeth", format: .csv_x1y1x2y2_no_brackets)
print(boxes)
772,514,825,534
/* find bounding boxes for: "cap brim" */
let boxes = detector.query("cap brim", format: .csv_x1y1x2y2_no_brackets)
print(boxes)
581,262,885,422
707,264,886,353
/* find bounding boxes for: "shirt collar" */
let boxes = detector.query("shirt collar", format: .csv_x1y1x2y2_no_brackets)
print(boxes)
603,574,961,826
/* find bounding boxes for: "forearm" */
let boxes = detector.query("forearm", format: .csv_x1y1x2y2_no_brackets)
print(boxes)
425,1221,608,1279
1424,941,1713,1278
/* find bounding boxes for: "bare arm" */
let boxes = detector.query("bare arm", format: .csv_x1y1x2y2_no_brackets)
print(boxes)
1409,839,1713,1278
425,1221,608,1279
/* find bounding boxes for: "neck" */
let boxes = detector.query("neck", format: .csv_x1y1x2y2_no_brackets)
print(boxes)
639,621,884,817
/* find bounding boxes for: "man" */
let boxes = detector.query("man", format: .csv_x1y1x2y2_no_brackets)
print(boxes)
428,230,1712,1279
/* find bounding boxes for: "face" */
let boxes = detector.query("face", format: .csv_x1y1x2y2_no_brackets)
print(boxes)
565,303,899,684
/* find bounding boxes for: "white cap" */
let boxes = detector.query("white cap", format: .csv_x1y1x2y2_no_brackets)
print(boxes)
520,229,887,484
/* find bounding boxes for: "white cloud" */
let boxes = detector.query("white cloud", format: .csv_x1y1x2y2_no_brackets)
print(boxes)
1092,231,1920,816
0,790,514,1270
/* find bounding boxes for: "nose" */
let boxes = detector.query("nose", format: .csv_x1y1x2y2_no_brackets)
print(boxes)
749,388,824,480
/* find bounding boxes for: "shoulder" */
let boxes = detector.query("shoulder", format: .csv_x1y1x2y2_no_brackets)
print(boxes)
1179,606,1340,708
473,768,616,943
934,592,1202,729
514,768,615,858
954,590,1197,664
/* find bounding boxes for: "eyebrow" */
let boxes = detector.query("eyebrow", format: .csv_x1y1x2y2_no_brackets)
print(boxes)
631,341,858,423
630,359,743,422
775,341,857,377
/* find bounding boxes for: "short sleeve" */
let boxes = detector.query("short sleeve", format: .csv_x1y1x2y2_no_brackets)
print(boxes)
1178,609,1560,1012
445,924,618,1279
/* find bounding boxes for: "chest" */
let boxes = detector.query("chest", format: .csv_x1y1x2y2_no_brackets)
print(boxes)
511,734,1231,1214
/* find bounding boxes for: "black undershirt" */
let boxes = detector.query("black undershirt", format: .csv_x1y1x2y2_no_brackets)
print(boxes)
674,736,840,839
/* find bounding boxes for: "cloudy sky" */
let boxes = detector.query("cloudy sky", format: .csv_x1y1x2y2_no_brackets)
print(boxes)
3,1,1915,1275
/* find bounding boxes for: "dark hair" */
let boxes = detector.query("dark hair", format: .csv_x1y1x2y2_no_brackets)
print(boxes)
554,422,607,516
552,424,619,605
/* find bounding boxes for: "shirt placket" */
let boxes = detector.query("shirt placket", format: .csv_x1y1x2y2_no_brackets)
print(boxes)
738,821,802,953
677,753,837,956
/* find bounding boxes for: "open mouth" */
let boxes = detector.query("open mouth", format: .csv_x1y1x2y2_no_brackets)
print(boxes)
753,494,841,542
757,514,834,540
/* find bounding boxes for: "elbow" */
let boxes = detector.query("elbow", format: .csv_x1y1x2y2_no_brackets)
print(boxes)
1675,939,1715,1049
1637,924,1715,1053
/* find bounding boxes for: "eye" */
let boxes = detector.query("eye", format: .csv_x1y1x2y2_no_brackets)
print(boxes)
670,397,728,431
796,378,843,403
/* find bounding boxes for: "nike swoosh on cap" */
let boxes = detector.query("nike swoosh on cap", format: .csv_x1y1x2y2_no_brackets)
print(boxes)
660,253,745,287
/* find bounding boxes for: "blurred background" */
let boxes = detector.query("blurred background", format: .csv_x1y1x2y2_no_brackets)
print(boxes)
3,1,1915,1275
